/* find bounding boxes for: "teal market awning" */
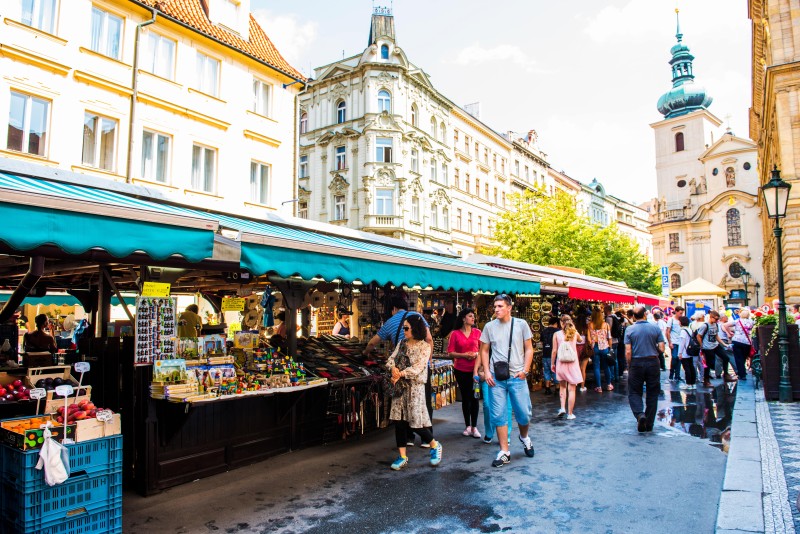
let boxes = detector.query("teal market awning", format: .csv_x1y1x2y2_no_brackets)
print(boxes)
208,214,540,295
0,294,134,307
0,172,218,262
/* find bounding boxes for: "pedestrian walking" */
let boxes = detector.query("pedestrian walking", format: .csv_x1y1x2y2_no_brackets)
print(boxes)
718,314,736,379
624,305,666,433
551,315,583,420
540,316,560,395
479,294,535,467
696,310,736,388
386,315,442,470
473,356,512,446
447,308,481,438
665,306,685,381
605,305,623,377
730,308,754,382
654,311,668,371
677,316,697,390
588,308,613,392
576,315,590,393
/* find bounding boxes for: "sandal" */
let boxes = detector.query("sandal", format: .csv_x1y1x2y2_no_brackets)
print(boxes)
606,384,614,391
594,387,603,393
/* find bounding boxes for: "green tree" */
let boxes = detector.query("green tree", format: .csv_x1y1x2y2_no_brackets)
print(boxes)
485,189,660,293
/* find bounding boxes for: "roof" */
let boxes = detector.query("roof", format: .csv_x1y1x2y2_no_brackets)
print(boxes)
671,278,728,297
134,0,305,82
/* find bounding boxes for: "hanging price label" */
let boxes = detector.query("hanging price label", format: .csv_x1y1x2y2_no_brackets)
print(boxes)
141,282,171,297
74,362,90,373
221,298,246,312
28,388,46,400
55,384,74,397
95,409,114,423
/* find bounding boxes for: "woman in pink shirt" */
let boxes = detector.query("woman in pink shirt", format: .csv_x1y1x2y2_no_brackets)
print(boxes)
448,308,482,438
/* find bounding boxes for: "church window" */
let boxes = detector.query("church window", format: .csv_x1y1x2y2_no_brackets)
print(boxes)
677,179,686,188
430,117,437,138
378,90,391,113
670,273,681,290
727,208,742,246
411,104,418,127
712,168,719,176
743,162,751,170
440,122,446,143
729,262,743,278
380,44,389,60
675,132,684,152
299,112,308,134
336,100,346,124
668,232,680,253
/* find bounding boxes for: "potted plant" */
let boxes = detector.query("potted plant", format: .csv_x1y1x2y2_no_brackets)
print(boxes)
753,309,800,400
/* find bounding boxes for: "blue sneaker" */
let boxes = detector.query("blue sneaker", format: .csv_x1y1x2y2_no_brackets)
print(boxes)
390,456,408,471
430,442,443,466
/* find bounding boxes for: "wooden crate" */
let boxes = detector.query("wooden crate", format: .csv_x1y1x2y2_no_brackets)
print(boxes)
74,414,121,442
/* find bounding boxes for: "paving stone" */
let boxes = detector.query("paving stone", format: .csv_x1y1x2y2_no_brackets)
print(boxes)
731,421,758,438
729,436,762,462
723,459,763,492
717,490,764,532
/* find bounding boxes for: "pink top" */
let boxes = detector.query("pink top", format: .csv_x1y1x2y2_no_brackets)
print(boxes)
448,328,482,373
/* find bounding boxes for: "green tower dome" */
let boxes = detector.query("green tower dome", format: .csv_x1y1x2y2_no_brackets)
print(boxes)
657,10,713,119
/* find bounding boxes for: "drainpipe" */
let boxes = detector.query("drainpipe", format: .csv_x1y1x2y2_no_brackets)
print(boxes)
0,256,45,323
125,7,158,184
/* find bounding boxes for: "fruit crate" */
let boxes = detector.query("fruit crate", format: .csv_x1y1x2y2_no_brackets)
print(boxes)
2,470,122,531
1,434,122,493
1,496,121,534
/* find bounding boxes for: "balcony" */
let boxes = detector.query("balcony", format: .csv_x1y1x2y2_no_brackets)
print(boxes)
651,202,692,223
364,214,402,229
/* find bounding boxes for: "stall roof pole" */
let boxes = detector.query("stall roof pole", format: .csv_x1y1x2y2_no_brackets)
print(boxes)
0,256,44,323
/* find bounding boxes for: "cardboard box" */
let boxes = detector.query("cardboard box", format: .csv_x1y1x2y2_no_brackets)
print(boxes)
74,413,121,442
0,416,75,450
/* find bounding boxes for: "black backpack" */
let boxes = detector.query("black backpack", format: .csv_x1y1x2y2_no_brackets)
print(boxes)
609,314,624,339
686,327,702,357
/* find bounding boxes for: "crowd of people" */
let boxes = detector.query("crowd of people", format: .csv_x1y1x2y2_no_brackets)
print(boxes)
374,295,769,471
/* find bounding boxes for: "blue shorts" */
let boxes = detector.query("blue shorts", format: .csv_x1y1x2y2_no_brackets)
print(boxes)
490,374,532,428
542,357,555,382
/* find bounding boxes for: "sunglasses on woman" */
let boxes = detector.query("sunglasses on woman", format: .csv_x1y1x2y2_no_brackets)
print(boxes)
403,326,410,331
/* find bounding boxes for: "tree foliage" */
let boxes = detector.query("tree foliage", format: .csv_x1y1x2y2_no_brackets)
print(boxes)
485,189,660,294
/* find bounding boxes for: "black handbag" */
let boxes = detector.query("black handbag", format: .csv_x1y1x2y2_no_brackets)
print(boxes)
492,319,514,381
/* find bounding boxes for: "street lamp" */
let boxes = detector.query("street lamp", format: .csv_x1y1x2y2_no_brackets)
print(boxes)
741,268,751,307
755,282,761,307
761,165,793,402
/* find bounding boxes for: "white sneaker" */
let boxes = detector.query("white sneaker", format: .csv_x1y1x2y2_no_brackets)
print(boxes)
679,383,691,390
471,427,482,439
579,387,587,393
557,408,566,419
462,426,472,437
566,414,576,420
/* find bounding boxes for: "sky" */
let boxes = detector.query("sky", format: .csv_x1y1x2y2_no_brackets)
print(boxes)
251,0,751,205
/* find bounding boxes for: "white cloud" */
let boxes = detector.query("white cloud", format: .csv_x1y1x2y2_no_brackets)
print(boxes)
453,43,537,70
252,9,317,75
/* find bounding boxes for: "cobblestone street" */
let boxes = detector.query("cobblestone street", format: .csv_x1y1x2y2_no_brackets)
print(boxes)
124,374,730,533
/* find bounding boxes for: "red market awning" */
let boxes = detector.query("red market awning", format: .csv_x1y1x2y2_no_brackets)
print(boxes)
568,286,635,304
637,296,660,306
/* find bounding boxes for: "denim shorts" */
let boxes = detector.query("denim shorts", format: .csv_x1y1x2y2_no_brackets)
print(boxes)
490,374,532,427
542,357,554,382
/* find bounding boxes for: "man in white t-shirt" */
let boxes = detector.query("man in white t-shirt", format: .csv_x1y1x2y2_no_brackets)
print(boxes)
479,294,534,468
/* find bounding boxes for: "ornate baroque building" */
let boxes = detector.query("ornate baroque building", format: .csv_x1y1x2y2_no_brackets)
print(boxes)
649,15,763,304
297,8,551,256
749,1,800,302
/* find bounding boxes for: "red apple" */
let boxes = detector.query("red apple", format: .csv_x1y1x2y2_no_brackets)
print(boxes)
56,415,64,423
4,394,14,401
0,387,6,396
6,384,14,392
12,379,22,388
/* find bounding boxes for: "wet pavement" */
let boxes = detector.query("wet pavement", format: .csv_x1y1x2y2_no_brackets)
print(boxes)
124,371,731,533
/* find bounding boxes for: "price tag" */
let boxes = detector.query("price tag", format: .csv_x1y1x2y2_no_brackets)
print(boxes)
141,282,171,297
221,297,246,312
74,362,90,373
95,409,114,423
54,384,74,397
29,388,46,400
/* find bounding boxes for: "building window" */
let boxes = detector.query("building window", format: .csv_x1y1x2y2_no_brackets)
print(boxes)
467,212,473,233
250,161,270,204
430,117,437,139
411,196,420,222
454,130,458,146
441,163,448,185
90,7,122,59
195,52,220,96
484,149,489,164
252,79,272,117
442,206,449,230
675,132,685,152
333,194,346,220
380,44,389,60
192,145,217,193
474,142,479,156
514,160,520,176
142,32,176,80
82,112,117,171
298,201,308,219
377,90,391,113
21,0,57,33
501,159,505,174
299,112,308,134
502,192,506,207
375,189,393,216
335,145,346,170
493,187,498,205
454,168,460,189
670,273,681,290
668,232,680,253
492,154,497,169
411,104,418,127
440,122,446,143
477,215,483,235
456,208,462,230
525,166,530,180
336,100,346,124
464,137,469,154
430,158,437,181
191,144,216,192
141,130,170,183
727,208,742,246
298,155,308,178
465,174,470,192
475,178,480,197
376,137,392,163
430,203,438,228
7,91,49,157
410,149,419,172
484,183,489,199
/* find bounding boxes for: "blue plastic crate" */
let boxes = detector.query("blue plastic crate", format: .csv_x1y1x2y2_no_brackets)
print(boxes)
1,434,122,493
1,497,122,534
2,470,122,530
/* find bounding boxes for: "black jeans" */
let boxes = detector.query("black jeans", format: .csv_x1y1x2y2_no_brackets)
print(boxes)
454,368,479,428
702,346,732,382
616,340,627,375
731,341,751,380
680,358,696,385
627,357,661,430
395,420,433,448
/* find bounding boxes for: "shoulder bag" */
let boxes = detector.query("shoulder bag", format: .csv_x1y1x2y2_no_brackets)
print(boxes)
384,312,411,397
492,319,514,381
556,333,578,363
737,319,757,358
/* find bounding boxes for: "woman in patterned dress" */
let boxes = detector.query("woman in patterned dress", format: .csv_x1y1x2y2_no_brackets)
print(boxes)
387,314,443,470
